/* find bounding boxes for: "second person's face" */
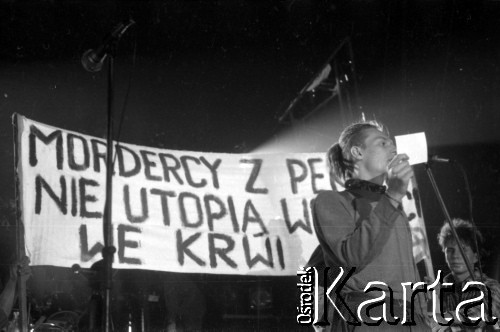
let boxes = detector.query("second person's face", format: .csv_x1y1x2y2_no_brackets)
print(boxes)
444,240,478,282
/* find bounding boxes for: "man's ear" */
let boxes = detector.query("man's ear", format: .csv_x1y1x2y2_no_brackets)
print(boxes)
350,146,363,161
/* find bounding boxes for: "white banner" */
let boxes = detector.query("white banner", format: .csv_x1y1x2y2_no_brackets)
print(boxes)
15,114,432,276
16,115,333,276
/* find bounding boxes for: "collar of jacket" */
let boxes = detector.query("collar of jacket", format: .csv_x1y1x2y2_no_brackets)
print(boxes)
345,178,386,194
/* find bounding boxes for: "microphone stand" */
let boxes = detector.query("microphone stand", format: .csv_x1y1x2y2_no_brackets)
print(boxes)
425,162,475,280
81,20,135,331
102,40,118,332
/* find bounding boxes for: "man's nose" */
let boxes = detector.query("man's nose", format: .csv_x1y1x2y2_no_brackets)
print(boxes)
388,140,396,149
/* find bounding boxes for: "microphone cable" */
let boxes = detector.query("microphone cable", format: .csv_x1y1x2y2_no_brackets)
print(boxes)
454,160,485,282
113,24,138,156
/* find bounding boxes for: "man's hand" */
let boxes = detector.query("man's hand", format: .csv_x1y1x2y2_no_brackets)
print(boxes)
386,153,414,202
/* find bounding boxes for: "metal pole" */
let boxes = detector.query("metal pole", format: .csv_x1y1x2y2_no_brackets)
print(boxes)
12,114,28,331
102,52,116,332
425,163,475,280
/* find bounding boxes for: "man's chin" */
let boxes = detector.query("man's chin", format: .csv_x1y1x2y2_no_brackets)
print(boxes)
450,267,468,275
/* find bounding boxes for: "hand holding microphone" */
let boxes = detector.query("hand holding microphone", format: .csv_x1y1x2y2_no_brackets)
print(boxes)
386,154,414,203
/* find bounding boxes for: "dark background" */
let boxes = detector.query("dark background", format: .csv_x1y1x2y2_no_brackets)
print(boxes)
1,0,500,330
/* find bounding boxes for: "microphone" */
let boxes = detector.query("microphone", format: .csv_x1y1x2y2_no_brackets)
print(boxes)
81,19,135,72
429,155,454,163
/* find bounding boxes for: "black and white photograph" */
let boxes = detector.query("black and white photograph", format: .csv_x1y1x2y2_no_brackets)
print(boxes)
1,1,500,331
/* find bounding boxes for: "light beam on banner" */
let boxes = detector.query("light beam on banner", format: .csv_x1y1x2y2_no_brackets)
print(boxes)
255,108,344,154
